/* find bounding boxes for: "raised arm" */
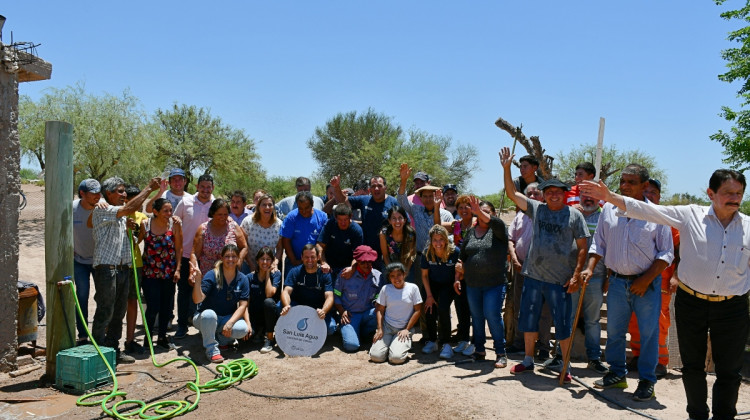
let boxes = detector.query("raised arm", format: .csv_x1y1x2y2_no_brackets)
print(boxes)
499,147,528,212
579,180,627,211
330,175,350,208
117,177,161,218
145,179,168,213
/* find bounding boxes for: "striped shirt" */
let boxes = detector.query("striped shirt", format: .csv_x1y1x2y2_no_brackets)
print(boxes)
589,201,674,276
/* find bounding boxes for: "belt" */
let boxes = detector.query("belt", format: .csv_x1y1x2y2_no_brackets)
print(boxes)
610,271,642,281
95,264,132,270
678,281,735,302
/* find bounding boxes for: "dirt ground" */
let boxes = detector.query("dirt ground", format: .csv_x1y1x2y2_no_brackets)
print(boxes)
1,190,749,419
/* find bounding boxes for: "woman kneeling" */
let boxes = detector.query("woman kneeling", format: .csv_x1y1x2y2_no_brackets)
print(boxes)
191,244,250,363
370,263,423,364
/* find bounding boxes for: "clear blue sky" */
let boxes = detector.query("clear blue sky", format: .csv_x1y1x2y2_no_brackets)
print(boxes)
3,1,744,197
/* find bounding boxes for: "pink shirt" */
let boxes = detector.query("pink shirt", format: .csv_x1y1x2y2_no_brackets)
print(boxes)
174,193,215,258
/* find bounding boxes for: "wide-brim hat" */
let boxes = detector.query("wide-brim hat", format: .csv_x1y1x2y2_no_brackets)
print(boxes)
415,185,441,195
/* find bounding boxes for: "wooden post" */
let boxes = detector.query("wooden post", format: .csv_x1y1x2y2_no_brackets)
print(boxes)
44,121,75,379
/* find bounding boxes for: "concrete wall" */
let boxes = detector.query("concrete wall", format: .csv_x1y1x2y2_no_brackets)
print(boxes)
0,69,20,372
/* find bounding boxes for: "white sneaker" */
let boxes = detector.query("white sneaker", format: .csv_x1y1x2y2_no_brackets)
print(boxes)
453,341,469,353
461,343,476,356
439,344,454,359
422,341,437,354
260,338,274,354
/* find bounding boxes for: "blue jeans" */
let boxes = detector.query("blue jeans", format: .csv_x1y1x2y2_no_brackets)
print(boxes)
193,309,249,357
606,274,661,383
519,277,572,340
568,275,604,360
73,261,94,340
466,284,507,354
340,308,377,352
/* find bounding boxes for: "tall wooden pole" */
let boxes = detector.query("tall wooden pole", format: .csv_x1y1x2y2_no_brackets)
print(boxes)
44,121,75,379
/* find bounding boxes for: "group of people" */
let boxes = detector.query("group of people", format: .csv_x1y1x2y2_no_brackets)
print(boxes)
70,151,749,420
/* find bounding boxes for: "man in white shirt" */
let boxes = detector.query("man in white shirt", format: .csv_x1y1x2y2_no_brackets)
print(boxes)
581,169,749,420
173,173,215,338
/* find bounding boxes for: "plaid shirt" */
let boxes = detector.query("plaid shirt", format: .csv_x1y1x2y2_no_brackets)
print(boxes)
92,206,132,266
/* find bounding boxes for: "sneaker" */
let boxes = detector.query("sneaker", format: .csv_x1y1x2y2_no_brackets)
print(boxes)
510,362,534,374
125,340,145,355
461,343,476,357
594,372,628,389
453,341,470,353
632,380,655,401
260,338,274,354
210,353,224,364
505,344,525,355
588,359,609,374
536,348,550,361
155,337,172,350
542,354,563,373
562,372,573,384
174,325,188,339
494,355,508,368
655,363,668,379
115,350,135,365
422,341,437,354
439,344,454,359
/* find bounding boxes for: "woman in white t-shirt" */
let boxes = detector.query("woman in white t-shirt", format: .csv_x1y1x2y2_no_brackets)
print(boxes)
370,263,423,364
241,194,283,273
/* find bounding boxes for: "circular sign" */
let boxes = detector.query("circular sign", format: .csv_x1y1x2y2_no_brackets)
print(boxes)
274,305,327,357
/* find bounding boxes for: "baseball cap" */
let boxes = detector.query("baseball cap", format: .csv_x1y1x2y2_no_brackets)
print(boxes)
413,171,429,182
647,179,662,192
169,168,186,179
78,179,101,194
538,178,570,192
443,184,457,194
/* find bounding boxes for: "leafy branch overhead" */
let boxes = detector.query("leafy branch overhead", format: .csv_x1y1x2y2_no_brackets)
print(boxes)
712,0,750,172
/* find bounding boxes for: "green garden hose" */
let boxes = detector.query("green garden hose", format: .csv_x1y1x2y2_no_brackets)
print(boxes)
65,228,258,419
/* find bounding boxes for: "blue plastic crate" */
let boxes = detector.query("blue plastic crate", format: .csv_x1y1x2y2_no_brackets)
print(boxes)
55,344,115,394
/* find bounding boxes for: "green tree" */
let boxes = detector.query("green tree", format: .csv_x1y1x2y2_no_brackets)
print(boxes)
712,0,750,171
308,109,479,194
18,83,160,187
555,143,666,192
153,104,265,196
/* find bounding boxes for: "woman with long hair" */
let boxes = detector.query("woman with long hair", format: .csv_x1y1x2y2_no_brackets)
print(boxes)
420,225,462,358
458,197,510,368
192,198,247,279
139,198,182,349
246,247,282,353
191,244,250,363
379,206,417,279
241,194,283,273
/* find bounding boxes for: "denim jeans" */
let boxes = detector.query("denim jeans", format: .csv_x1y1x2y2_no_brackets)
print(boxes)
73,261,95,339
177,257,196,329
193,309,250,357
340,308,377,352
519,277,572,340
92,265,132,349
674,288,749,420
568,275,604,360
466,284,507,354
606,274,661,383
509,271,552,351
